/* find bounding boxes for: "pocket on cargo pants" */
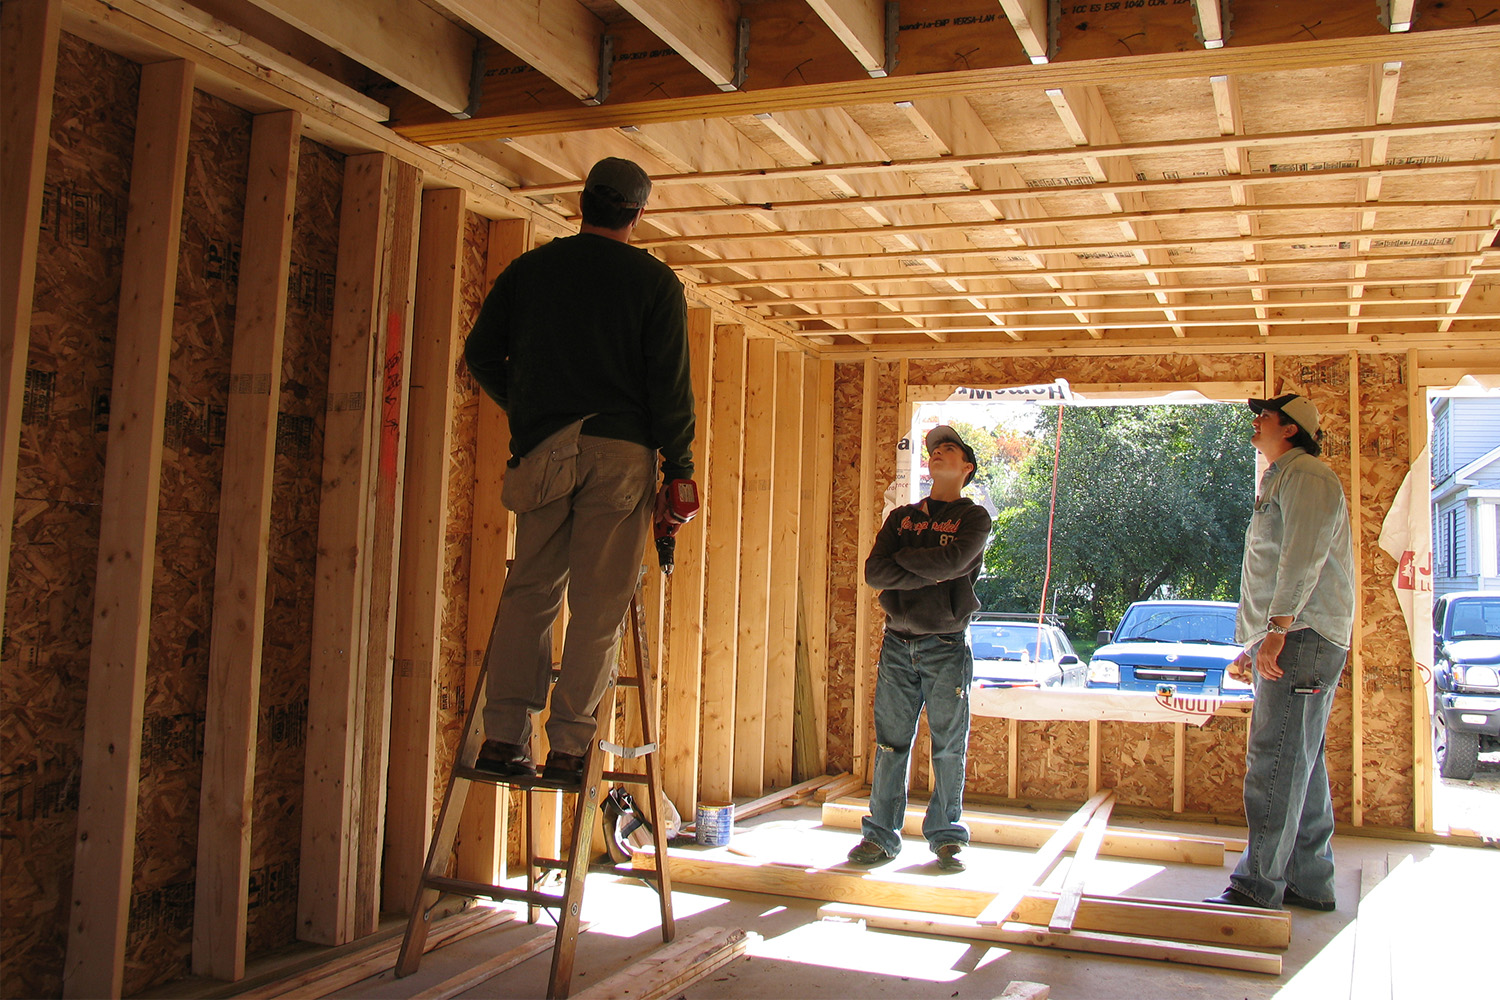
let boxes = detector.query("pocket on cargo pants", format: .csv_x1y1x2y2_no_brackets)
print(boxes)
501,418,588,513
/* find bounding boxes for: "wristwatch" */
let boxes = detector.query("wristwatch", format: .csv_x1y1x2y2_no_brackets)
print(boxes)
1266,622,1290,635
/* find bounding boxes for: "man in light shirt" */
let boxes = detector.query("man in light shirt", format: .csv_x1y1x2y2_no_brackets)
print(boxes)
1206,393,1354,912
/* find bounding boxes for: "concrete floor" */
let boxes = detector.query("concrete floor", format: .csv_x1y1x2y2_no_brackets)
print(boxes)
296,802,1494,1000
1433,747,1500,837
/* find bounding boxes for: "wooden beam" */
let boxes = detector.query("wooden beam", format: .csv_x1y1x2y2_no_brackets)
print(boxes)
699,324,746,804
668,222,1498,270
528,130,1500,200
0,0,60,641
63,57,194,1000
815,328,1500,360
128,0,390,119
354,157,421,937
383,186,466,917
431,0,603,102
733,338,777,797
755,297,1459,322
240,0,475,114
749,276,1462,305
764,350,804,788
1350,350,1364,826
636,200,1492,248
1048,794,1116,932
299,152,391,947
616,0,741,91
1406,349,1432,836
663,307,715,816
455,219,528,887
799,358,834,775
647,850,1290,948
1193,1,1226,48
822,797,1230,869
997,0,1050,62
976,791,1114,925
805,0,888,76
393,25,1500,142
193,109,301,982
822,904,1281,975
852,361,879,779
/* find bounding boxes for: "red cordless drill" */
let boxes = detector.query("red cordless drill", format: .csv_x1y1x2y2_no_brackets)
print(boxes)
653,478,700,574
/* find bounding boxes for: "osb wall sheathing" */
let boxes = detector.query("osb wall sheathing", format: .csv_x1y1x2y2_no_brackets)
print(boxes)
1275,353,1413,829
248,136,341,958
125,86,253,996
433,212,490,824
826,361,899,775
825,350,1415,826
1,34,138,1000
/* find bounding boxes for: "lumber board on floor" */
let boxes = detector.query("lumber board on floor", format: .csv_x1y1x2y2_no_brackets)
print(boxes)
821,904,1281,975
997,983,1050,1000
812,774,863,803
572,926,751,1000
1048,795,1116,932
644,851,1289,948
409,927,560,1000
733,774,839,822
976,792,1113,925
1348,853,1399,1000
819,801,1227,864
238,906,511,999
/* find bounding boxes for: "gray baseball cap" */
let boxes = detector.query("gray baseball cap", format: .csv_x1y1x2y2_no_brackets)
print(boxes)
925,425,977,486
584,157,652,209
1248,393,1321,437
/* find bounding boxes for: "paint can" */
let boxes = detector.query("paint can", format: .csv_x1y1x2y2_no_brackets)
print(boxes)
694,802,734,846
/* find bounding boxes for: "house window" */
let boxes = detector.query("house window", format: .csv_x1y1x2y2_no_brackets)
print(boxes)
1433,409,1451,480
1446,507,1461,576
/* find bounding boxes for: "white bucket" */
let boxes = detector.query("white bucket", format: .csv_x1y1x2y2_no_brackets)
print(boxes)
694,802,734,846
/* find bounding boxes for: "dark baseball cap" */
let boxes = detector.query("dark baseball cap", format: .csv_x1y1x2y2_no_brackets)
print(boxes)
584,157,652,209
925,424,977,486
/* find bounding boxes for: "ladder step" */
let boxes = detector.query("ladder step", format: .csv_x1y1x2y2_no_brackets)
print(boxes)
452,765,587,792
601,769,650,784
531,857,665,882
423,875,563,909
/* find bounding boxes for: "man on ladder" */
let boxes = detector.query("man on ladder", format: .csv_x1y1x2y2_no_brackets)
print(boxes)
464,156,697,786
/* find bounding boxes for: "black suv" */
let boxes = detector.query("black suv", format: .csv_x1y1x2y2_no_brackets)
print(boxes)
1432,591,1500,780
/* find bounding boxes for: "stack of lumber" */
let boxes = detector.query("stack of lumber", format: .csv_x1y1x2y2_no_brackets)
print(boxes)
572,927,752,1000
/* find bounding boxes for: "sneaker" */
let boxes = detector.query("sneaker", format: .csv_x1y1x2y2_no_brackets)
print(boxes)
934,843,966,872
1282,888,1336,912
473,739,535,779
846,838,895,865
541,750,587,787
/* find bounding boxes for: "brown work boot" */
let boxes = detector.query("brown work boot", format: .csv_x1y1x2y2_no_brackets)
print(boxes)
934,843,966,872
473,739,535,779
846,838,895,865
541,749,587,788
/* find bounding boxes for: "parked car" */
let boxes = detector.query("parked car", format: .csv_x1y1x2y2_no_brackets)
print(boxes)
1431,591,1500,780
968,613,1086,689
1087,600,1250,697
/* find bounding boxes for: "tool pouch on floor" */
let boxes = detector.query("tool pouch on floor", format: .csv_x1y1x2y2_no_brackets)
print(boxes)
502,416,593,513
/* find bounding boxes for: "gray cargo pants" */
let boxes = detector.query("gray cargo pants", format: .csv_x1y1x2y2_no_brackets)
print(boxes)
482,427,657,757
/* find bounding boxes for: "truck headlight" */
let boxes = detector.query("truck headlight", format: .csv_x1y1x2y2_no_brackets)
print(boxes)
1089,659,1119,684
1455,664,1500,688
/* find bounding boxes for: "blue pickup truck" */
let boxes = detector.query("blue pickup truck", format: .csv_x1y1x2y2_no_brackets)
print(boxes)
1086,600,1250,698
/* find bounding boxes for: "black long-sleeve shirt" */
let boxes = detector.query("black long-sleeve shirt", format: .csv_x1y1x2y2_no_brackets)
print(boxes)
865,496,991,636
464,232,695,479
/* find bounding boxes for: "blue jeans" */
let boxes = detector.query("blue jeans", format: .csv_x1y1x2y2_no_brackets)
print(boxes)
1231,627,1348,907
861,629,974,856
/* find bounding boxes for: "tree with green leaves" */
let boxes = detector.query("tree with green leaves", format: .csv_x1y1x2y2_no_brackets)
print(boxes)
977,404,1255,642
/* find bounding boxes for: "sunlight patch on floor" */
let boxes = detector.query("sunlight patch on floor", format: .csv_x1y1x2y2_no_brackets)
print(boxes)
748,917,969,983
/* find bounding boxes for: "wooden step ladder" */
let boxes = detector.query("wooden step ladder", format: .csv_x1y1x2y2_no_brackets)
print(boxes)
394,581,675,999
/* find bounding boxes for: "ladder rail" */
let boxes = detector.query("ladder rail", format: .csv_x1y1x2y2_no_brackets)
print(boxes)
394,584,674,999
